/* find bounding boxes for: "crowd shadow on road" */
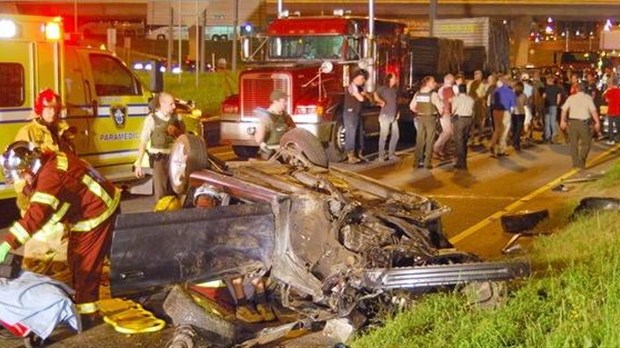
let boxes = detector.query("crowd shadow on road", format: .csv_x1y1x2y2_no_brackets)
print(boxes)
406,171,443,193
449,168,479,188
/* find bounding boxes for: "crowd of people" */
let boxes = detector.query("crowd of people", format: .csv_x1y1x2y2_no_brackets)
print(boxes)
342,66,619,171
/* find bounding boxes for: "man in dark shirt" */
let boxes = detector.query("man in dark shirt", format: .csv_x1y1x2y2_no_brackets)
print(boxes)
542,75,563,143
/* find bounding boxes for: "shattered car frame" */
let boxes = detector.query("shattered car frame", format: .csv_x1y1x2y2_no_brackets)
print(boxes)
110,131,529,324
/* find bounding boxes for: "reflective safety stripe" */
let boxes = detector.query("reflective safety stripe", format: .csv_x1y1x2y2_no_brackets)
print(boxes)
37,202,71,236
56,152,68,171
72,188,121,232
77,302,99,314
31,192,60,210
9,222,31,245
81,175,114,208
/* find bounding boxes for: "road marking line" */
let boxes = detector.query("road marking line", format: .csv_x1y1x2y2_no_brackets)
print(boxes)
449,143,620,245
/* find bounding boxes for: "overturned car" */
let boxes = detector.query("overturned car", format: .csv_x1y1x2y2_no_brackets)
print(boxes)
109,129,529,344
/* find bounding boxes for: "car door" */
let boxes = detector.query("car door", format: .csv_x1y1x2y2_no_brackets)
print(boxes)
71,49,151,180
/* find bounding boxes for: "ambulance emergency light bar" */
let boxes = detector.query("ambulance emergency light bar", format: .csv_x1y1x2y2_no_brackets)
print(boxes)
0,17,61,40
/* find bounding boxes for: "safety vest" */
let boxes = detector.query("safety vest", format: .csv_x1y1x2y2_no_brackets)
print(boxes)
150,113,181,150
264,110,292,145
414,91,436,116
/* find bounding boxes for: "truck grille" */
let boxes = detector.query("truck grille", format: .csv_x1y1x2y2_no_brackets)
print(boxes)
240,73,291,117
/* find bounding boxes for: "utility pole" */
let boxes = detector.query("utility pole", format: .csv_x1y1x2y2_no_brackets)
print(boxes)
429,0,437,36
73,0,78,33
232,0,238,71
167,7,173,73
201,9,206,73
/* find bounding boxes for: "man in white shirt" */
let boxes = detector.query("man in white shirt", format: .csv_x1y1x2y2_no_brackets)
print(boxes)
560,83,601,169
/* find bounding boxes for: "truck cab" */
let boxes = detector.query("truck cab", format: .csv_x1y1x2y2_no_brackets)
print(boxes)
220,16,406,161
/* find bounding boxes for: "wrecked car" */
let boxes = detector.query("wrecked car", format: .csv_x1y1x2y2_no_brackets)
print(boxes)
109,129,529,345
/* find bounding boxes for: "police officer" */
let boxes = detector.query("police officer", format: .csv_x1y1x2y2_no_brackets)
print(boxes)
134,92,184,202
560,83,601,169
409,76,443,169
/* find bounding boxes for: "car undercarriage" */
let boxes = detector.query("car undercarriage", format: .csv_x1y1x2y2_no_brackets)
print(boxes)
109,130,530,346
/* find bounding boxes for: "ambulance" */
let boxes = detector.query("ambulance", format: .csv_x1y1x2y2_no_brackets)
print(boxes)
0,14,153,201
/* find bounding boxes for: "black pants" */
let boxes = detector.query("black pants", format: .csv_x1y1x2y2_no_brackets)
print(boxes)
511,114,525,151
453,116,473,168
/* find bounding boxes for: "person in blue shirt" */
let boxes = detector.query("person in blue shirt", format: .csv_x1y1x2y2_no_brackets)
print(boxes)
488,75,516,156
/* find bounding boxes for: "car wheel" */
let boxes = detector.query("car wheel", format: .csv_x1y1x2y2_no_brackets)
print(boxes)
232,145,258,159
500,209,549,233
157,34,166,40
280,128,329,168
326,122,346,163
169,134,209,194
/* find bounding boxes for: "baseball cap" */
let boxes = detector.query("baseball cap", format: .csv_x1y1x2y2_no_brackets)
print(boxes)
270,90,288,102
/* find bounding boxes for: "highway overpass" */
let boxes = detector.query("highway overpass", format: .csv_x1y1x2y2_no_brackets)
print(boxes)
1,0,618,26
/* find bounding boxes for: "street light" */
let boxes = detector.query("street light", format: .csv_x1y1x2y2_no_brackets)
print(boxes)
74,0,78,33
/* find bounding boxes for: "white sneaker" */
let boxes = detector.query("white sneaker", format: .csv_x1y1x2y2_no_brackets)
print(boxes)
606,140,616,145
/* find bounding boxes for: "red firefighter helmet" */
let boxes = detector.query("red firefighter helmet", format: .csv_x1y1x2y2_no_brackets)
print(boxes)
34,88,61,116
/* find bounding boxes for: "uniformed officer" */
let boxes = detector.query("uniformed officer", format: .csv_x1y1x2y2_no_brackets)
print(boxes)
409,76,443,169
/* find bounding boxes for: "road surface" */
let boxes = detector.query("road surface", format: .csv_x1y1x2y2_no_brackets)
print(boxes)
2,137,619,348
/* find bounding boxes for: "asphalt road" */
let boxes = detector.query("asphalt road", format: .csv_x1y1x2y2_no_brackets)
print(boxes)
2,135,619,348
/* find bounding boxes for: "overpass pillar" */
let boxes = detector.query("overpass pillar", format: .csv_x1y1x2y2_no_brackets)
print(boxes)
511,16,532,67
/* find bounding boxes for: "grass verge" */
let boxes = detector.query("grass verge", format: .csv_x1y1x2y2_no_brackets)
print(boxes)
595,158,620,189
135,71,238,116
352,212,620,347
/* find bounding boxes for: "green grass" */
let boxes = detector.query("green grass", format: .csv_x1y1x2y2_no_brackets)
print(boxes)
351,211,620,348
135,71,238,116
596,159,620,189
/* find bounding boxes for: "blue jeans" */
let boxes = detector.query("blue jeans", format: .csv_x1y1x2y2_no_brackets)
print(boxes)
343,110,363,153
544,106,558,141
378,115,399,158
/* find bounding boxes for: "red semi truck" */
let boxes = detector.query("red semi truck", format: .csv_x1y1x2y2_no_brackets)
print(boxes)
219,16,407,161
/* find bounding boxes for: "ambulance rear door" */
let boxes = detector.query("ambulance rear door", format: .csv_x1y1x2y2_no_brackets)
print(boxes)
0,15,63,200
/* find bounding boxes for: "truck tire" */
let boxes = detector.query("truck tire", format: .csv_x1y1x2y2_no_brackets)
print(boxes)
326,123,347,163
280,128,329,168
232,145,258,159
169,134,210,194
500,209,549,233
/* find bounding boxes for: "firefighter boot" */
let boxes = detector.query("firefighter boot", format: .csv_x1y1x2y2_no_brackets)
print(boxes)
235,299,263,323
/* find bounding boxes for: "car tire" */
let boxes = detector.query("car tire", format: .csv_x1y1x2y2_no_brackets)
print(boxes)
157,34,166,40
572,196,620,218
326,122,346,163
280,128,329,168
169,134,209,195
500,209,549,233
232,145,258,159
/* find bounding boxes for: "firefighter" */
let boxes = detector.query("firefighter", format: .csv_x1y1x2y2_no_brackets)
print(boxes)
0,141,121,315
15,88,75,213
16,88,75,154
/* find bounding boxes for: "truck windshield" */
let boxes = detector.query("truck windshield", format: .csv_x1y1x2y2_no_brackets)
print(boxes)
268,36,345,60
